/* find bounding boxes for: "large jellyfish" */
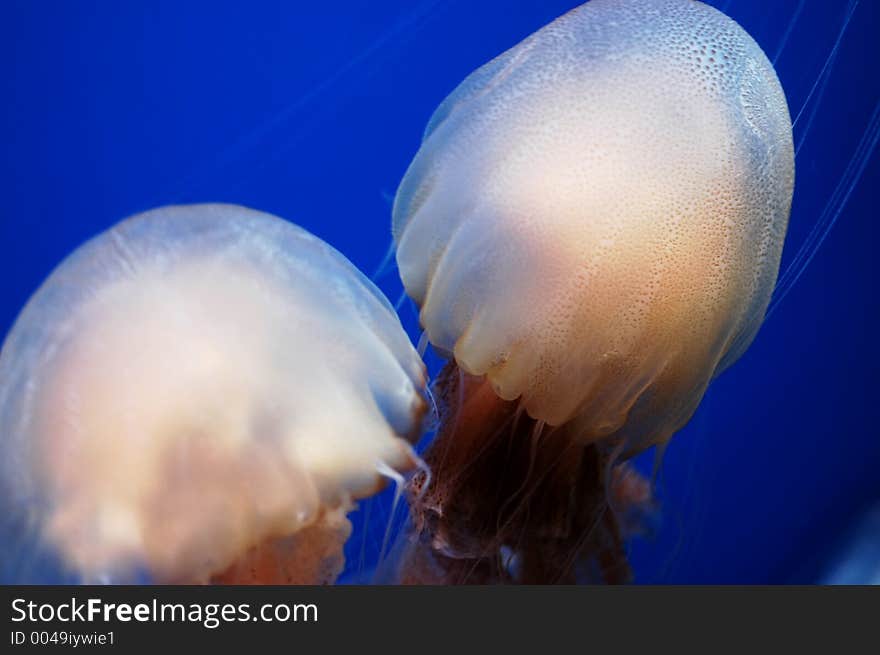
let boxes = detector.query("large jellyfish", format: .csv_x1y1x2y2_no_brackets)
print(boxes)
391,0,794,583
0,203,427,584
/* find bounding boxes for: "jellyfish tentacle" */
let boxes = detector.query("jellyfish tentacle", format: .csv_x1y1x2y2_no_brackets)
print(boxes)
771,0,806,66
373,460,408,582
371,237,399,282
396,363,654,584
791,0,858,131
769,99,880,316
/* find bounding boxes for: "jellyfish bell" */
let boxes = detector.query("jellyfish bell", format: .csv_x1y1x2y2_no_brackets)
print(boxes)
395,0,795,441
0,203,427,584
392,0,794,583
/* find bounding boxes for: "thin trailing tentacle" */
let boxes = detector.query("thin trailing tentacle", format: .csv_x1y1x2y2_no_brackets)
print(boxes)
770,99,880,315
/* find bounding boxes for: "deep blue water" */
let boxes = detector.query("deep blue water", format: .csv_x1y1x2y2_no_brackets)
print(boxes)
1,0,878,584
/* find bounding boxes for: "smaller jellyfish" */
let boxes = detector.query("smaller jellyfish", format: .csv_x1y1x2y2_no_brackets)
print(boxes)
0,204,427,584
391,0,794,583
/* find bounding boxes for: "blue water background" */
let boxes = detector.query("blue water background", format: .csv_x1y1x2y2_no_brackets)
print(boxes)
1,0,878,583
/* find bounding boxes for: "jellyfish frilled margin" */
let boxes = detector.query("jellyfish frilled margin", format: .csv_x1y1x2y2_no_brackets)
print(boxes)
392,0,794,583
0,204,427,584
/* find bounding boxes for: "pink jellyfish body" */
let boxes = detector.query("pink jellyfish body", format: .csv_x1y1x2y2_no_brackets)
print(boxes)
0,204,427,584
392,0,794,583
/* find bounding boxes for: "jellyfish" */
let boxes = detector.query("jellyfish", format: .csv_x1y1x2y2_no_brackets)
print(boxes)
0,203,427,584
391,0,794,583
